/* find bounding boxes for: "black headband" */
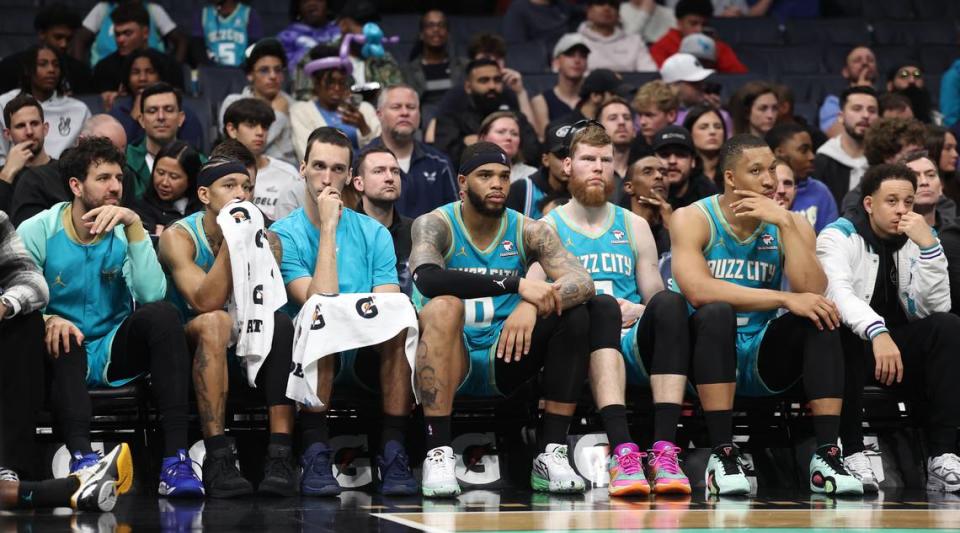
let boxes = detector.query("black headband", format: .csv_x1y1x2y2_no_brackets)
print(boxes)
197,161,249,190
459,149,510,176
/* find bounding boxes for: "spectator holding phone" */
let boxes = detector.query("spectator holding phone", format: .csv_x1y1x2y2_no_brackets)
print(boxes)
289,44,380,162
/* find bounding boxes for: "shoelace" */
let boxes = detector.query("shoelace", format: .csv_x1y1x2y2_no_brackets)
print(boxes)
845,453,872,475
548,446,570,466
820,448,849,475
935,453,960,473
715,449,742,476
649,446,682,475
616,450,645,475
164,456,199,481
383,451,411,479
426,449,454,475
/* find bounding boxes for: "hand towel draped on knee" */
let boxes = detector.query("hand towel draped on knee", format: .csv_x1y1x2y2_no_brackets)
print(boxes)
217,200,287,386
288,292,419,407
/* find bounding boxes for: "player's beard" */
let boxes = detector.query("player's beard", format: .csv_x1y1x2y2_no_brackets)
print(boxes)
569,175,611,207
465,186,505,217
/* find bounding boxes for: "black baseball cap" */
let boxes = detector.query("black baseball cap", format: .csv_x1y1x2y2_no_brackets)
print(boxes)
545,120,575,156
651,125,694,153
579,69,621,99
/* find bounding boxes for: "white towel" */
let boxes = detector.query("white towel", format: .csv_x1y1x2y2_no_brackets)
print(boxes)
288,292,419,408
217,200,287,386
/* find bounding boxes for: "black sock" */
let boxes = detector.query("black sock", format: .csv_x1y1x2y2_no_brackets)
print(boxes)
704,410,734,447
204,434,230,455
269,433,292,448
653,403,683,444
18,478,79,508
599,405,632,449
381,415,407,449
928,425,958,457
66,436,94,457
813,415,841,448
538,413,571,452
161,415,189,457
424,416,451,451
300,411,329,449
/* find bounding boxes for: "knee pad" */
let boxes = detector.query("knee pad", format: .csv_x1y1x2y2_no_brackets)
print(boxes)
692,301,735,326
587,294,622,352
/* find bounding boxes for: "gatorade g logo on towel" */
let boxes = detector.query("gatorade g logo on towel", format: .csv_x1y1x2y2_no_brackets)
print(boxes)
310,304,325,330
252,284,263,305
229,206,251,223
355,296,379,318
255,229,265,248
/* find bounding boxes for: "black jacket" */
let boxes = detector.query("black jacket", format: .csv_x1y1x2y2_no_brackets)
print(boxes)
814,152,856,210
433,95,541,166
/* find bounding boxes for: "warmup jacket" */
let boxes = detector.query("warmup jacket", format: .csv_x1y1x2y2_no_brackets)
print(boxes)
816,209,950,341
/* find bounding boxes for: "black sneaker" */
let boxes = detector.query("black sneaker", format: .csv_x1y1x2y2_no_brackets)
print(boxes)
259,444,300,497
202,445,254,498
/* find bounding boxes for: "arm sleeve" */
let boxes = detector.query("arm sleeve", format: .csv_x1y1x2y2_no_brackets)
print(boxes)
148,4,177,36
0,211,48,315
816,227,887,340
120,220,167,303
82,3,108,33
819,96,840,133
413,263,520,299
912,241,952,316
941,64,960,127
371,224,399,288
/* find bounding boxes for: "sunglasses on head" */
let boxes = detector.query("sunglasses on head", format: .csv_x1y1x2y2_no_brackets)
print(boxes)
562,119,606,154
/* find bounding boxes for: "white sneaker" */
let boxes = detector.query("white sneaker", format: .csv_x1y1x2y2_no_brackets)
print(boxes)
842,452,879,492
530,444,585,494
421,446,461,498
927,453,960,492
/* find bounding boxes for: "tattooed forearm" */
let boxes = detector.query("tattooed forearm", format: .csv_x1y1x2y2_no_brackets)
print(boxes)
524,219,594,308
408,213,451,273
265,230,283,264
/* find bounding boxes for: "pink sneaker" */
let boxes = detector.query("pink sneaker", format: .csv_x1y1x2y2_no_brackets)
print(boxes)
648,441,691,494
607,443,650,496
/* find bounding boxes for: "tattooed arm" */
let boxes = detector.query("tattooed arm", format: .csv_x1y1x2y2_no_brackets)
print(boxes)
408,212,450,274
523,218,594,309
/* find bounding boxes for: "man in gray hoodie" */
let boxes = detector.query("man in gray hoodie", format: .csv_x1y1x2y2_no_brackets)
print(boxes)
577,0,657,73
814,87,878,208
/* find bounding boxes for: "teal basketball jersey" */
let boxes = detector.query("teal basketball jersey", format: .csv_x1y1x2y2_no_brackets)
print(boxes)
693,195,783,334
412,202,527,349
166,211,216,322
201,3,251,67
546,203,641,304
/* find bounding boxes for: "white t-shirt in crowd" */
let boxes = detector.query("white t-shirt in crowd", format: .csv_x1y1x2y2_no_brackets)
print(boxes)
254,156,306,221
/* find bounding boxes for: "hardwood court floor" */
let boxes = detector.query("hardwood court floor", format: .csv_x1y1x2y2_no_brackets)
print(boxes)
4,488,960,532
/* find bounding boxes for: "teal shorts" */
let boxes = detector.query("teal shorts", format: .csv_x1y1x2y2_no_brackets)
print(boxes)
456,326,504,398
620,321,649,386
86,323,141,388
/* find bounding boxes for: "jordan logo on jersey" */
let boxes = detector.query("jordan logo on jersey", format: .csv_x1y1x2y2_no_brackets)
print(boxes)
500,240,518,257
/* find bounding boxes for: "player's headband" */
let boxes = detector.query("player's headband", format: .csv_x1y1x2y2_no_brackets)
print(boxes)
197,161,249,190
459,144,510,176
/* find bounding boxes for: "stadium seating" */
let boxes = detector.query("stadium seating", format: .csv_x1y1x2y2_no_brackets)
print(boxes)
783,18,871,46
707,17,783,45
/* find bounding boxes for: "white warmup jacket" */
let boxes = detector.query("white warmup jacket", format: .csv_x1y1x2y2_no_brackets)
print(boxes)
816,216,951,341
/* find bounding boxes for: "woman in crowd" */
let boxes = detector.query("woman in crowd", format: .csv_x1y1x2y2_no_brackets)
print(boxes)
729,80,778,136
683,105,727,189
478,111,537,183
928,125,960,206
134,140,202,235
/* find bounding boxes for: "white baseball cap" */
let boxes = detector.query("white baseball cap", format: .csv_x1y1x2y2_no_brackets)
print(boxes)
552,33,591,58
679,33,717,62
660,53,715,84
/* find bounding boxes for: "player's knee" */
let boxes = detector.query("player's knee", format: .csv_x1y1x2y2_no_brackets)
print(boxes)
192,310,233,347
587,293,619,319
648,290,687,317
420,296,464,328
692,301,735,328
561,303,591,338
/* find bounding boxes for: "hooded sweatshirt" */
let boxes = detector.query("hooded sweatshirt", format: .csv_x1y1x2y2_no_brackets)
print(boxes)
815,135,869,209
848,204,909,328
577,22,657,72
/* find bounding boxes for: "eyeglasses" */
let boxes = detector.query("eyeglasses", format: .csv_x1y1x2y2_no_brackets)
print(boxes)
898,68,922,79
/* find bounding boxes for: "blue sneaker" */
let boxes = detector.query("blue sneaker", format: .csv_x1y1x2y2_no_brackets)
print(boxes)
159,450,205,498
300,443,341,496
69,451,102,474
378,441,418,496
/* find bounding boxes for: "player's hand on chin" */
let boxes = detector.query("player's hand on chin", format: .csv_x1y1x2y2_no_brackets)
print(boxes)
82,205,138,235
731,189,789,226
497,301,538,363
